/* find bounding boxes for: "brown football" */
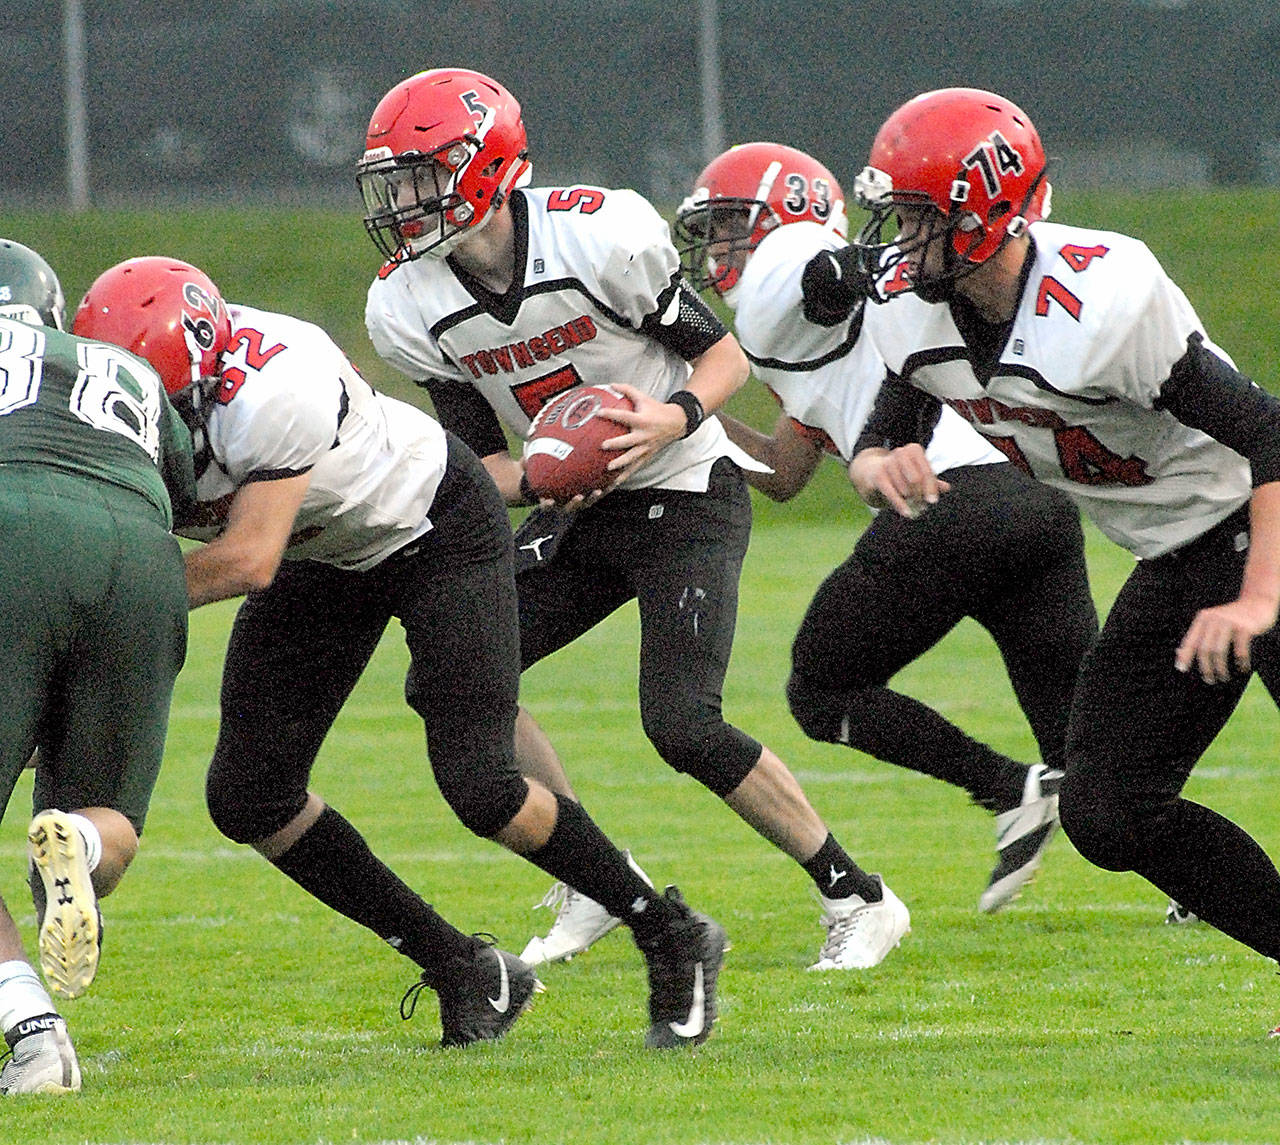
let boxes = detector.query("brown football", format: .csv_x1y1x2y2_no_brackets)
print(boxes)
522,384,634,504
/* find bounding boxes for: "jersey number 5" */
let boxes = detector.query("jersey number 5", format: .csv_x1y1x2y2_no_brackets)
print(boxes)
547,189,605,214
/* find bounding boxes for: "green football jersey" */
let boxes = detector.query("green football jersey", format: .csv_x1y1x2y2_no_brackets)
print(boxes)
0,316,194,526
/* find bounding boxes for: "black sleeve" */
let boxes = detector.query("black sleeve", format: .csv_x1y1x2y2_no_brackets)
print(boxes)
158,396,201,528
801,246,870,327
419,375,511,459
637,273,728,361
1155,332,1280,487
852,371,945,457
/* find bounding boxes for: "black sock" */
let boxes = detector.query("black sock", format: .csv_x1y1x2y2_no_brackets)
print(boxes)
834,688,1028,810
525,795,675,940
270,806,474,981
801,833,881,901
974,760,1037,814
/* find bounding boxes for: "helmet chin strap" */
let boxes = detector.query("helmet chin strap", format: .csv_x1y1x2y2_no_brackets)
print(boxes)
422,197,503,260
418,145,527,261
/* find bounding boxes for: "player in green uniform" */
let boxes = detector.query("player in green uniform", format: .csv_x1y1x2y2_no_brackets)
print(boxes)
0,241,194,1095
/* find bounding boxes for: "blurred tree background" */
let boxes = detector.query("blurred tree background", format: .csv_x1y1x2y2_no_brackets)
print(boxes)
5,1,1280,211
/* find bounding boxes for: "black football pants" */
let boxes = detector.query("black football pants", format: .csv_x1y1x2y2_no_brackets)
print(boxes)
787,462,1098,806
1059,502,1280,960
207,434,530,843
516,458,762,796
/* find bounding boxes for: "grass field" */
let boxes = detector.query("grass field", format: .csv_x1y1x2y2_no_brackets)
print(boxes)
2,520,1279,1145
1,196,1280,1142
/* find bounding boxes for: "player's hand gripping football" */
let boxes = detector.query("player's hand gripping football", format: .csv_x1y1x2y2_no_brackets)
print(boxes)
599,383,688,480
848,443,951,518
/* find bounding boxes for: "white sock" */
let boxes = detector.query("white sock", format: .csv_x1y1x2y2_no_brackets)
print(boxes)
65,813,102,874
0,961,56,1034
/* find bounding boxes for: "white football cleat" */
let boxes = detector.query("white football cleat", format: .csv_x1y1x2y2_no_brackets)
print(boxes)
1165,899,1198,925
0,1014,81,1095
808,876,910,971
980,764,1061,914
519,850,652,966
28,810,101,1000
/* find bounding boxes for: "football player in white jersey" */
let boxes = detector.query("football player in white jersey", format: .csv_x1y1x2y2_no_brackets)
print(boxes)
361,68,905,973
845,88,1280,1007
674,143,1098,913
74,256,728,1052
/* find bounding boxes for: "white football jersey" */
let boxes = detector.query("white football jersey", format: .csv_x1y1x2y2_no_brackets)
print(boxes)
863,220,1252,559
182,303,448,571
735,222,1004,471
366,186,764,493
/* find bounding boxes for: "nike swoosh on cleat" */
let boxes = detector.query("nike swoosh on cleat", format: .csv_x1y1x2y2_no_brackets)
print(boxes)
668,961,705,1039
487,951,511,1014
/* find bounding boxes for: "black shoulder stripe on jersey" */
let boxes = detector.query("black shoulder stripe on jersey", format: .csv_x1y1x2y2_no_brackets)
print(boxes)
243,465,314,484
899,346,1110,406
745,306,865,373
432,191,640,335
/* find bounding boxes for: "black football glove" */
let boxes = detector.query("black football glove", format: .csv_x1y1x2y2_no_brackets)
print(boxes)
801,246,872,327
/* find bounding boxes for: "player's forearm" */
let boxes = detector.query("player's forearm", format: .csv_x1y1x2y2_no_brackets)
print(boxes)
184,539,285,609
482,450,528,505
184,474,310,608
682,333,749,415
1240,481,1280,621
717,412,817,501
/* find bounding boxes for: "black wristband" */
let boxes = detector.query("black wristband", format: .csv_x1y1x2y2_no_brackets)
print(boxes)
518,471,539,505
668,389,705,439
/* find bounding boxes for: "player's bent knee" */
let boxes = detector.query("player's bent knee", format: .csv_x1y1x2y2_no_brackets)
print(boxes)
786,672,846,743
641,707,760,796
1058,773,1140,872
205,761,308,846
435,766,529,839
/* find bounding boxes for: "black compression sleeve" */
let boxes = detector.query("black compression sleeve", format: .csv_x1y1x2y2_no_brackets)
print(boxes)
852,372,945,457
638,274,727,360
419,376,511,459
1155,333,1280,487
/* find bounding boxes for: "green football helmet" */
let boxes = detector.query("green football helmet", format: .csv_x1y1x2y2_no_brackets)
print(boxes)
0,239,66,329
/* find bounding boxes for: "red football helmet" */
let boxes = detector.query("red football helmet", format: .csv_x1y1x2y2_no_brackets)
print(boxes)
73,257,230,397
675,142,846,302
358,68,533,264
851,88,1051,302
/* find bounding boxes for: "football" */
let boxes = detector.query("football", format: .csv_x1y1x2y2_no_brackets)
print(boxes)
522,384,634,504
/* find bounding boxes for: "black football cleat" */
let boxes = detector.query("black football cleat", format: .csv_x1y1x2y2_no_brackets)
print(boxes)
402,939,542,1049
635,886,727,1049
980,764,1061,913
